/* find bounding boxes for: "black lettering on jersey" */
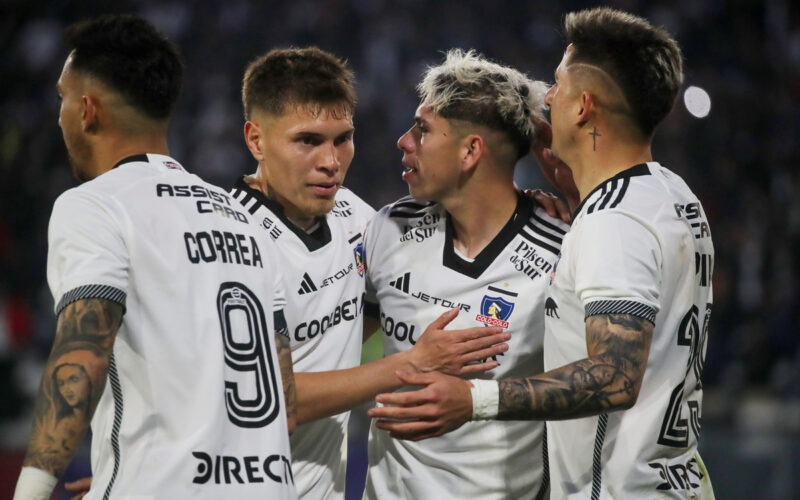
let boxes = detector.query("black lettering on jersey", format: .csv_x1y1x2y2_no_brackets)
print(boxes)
674,202,711,239
389,273,470,311
184,231,263,268
332,200,352,217
196,200,248,223
648,457,703,492
192,451,293,485
509,241,554,281
293,294,363,342
156,183,232,205
380,312,419,345
399,226,436,243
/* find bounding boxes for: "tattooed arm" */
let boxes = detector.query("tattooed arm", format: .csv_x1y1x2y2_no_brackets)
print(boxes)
275,333,296,435
368,313,652,440
498,313,653,420
22,298,123,477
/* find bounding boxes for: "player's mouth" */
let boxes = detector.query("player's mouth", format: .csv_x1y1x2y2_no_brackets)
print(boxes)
309,182,339,197
401,166,418,181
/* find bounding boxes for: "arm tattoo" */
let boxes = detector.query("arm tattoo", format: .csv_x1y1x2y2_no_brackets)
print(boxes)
498,313,653,421
275,334,296,428
23,298,123,477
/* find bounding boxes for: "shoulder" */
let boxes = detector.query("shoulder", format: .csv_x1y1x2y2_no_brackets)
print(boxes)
331,186,376,220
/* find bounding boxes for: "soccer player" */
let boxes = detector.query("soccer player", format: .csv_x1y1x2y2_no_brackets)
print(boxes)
370,7,716,499
230,47,514,499
13,15,296,500
361,49,571,499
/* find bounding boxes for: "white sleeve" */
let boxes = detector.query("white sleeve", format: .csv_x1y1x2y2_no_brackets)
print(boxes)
362,210,382,308
573,211,662,323
46,189,129,316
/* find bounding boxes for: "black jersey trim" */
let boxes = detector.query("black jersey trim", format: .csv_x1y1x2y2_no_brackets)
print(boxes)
519,230,560,256
487,285,518,297
102,353,124,500
590,413,608,500
111,154,149,169
531,210,567,235
232,177,332,251
56,285,127,316
363,300,380,319
443,192,533,279
524,220,563,246
348,233,362,244
534,423,549,500
273,310,289,337
584,299,657,324
573,163,650,219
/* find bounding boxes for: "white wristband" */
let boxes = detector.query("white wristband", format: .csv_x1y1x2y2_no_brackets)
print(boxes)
13,467,58,500
470,379,499,420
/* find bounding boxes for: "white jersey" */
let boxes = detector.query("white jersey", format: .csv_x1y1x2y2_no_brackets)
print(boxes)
545,162,715,499
231,179,375,500
46,154,296,500
363,194,568,500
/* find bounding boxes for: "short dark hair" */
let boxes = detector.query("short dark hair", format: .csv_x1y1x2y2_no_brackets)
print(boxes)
564,7,683,137
241,47,355,120
64,14,184,121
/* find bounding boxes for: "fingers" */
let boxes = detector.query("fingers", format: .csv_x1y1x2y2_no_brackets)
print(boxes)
457,344,508,365
65,478,92,493
446,325,505,343
375,418,441,440
369,403,437,421
426,307,460,331
456,360,499,375
532,191,558,218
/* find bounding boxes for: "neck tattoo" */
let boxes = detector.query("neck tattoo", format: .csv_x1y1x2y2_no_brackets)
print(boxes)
590,127,601,151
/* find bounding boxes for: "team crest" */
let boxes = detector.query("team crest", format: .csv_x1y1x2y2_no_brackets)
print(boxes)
549,252,562,285
353,242,366,277
162,160,182,170
475,295,515,329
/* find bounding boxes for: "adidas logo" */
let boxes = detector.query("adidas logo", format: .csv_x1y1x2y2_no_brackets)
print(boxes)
297,273,318,295
389,272,410,293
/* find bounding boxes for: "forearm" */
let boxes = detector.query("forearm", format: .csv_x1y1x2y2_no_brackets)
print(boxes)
275,333,296,434
22,299,122,477
296,350,413,425
498,313,653,421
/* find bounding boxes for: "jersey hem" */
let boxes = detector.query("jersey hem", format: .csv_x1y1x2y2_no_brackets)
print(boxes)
55,284,127,316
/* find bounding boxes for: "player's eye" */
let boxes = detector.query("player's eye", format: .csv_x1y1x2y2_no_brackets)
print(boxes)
334,132,353,145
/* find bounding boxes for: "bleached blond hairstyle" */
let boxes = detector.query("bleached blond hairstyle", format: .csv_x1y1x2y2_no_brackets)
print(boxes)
418,49,548,160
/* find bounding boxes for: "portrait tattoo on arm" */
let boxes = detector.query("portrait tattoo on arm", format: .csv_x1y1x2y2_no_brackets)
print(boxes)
498,313,653,421
275,333,296,428
23,298,123,477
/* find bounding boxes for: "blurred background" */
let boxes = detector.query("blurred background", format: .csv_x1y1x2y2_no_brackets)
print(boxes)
1,0,799,498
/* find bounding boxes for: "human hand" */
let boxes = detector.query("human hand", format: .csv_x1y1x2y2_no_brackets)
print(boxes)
65,476,92,500
408,308,509,376
524,188,571,223
368,371,473,441
530,117,580,210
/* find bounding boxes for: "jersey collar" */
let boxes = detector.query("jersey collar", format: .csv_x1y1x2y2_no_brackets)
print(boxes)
443,191,533,279
112,154,150,169
232,177,332,251
572,163,651,218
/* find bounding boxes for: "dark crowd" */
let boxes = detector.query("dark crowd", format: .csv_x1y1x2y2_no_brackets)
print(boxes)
1,0,799,497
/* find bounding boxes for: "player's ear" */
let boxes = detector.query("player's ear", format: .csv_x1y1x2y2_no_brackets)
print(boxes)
576,91,594,127
81,94,99,133
461,134,484,172
244,120,264,161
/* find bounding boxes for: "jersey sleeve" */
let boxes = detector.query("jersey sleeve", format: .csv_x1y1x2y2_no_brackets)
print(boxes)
573,211,662,324
271,264,290,337
363,207,387,317
46,189,129,316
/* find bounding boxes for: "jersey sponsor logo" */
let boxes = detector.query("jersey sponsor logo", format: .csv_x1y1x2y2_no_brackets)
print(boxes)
648,456,705,492
545,297,559,318
380,311,419,345
389,272,471,311
157,183,248,223
354,241,366,277
261,216,283,241
293,293,364,342
674,202,711,239
475,286,517,329
184,231,263,268
192,451,293,486
509,241,554,281
399,212,440,243
332,199,352,217
297,273,318,295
